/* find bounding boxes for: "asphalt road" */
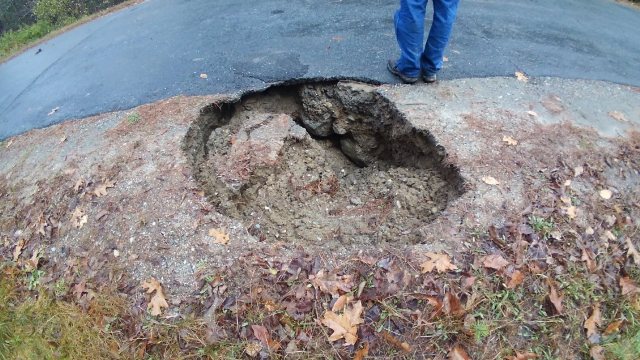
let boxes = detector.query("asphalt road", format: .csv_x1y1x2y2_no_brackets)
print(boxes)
1,0,639,139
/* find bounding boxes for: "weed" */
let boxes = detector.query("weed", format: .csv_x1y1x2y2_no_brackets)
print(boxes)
472,320,490,343
126,112,141,124
529,215,554,238
27,269,45,290
606,329,640,360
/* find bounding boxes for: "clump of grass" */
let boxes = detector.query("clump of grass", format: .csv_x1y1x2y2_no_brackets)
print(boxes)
0,21,56,58
126,112,141,124
0,267,126,359
529,215,554,238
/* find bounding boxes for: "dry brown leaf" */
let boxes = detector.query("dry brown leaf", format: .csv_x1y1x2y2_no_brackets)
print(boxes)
574,166,584,177
332,294,349,312
508,352,538,360
506,270,525,289
70,207,88,229
527,110,538,117
584,304,601,342
443,292,465,317
12,239,25,262
608,111,628,122
581,248,597,272
603,320,623,335
420,252,458,273
353,342,369,360
564,205,577,219
548,282,564,314
502,136,518,146
93,179,115,197
208,228,229,245
589,345,605,360
625,238,640,265
515,71,528,82
482,254,509,271
560,195,572,205
482,176,500,185
448,344,472,360
381,331,411,353
251,325,274,349
599,189,613,200
311,270,354,296
321,300,363,346
620,276,640,296
142,278,169,316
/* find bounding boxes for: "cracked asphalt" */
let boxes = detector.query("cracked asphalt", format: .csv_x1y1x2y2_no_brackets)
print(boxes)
1,0,639,139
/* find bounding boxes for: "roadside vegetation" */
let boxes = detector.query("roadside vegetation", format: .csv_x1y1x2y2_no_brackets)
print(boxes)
0,0,131,61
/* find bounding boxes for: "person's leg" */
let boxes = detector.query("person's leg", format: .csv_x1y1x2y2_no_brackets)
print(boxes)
420,0,460,77
393,0,428,78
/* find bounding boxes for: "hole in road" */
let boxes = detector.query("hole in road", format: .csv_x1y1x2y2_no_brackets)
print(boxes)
184,81,465,245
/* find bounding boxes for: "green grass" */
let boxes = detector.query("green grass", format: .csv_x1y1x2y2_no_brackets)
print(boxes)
0,21,57,59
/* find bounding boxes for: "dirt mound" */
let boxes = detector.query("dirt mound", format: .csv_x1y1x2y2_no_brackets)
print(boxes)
184,82,464,245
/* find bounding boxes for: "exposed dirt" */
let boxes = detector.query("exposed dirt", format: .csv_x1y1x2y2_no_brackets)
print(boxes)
185,83,464,246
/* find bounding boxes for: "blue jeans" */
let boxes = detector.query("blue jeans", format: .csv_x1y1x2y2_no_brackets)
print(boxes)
394,0,460,77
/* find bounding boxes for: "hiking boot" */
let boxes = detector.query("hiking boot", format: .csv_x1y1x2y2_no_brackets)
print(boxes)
422,73,437,83
387,60,418,84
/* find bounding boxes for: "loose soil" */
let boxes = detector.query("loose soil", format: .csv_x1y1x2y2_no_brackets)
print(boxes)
185,83,464,246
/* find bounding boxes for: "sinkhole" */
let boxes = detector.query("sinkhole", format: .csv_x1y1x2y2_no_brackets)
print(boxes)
183,81,465,245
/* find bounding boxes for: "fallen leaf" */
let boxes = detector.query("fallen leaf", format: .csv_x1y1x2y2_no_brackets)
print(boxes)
502,135,518,146
482,176,500,185
200,73,208,79
420,252,458,273
581,248,597,272
142,278,169,316
462,276,476,289
448,344,472,360
508,352,538,360
589,345,605,360
353,342,369,360
608,111,628,122
548,282,564,314
564,179,572,187
564,206,577,219
311,270,354,296
321,300,363,346
560,196,572,205
584,304,601,343
443,292,465,317
585,227,595,235
74,178,84,192
620,276,640,296
380,330,411,353
245,342,262,357
625,238,640,266
70,208,88,229
208,228,229,245
602,230,616,242
12,239,25,262
251,325,272,349
574,166,584,177
527,110,538,117
599,189,613,200
603,320,623,335
506,270,525,289
93,179,115,197
482,254,509,271
515,71,528,82
48,106,59,116
332,294,349,312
